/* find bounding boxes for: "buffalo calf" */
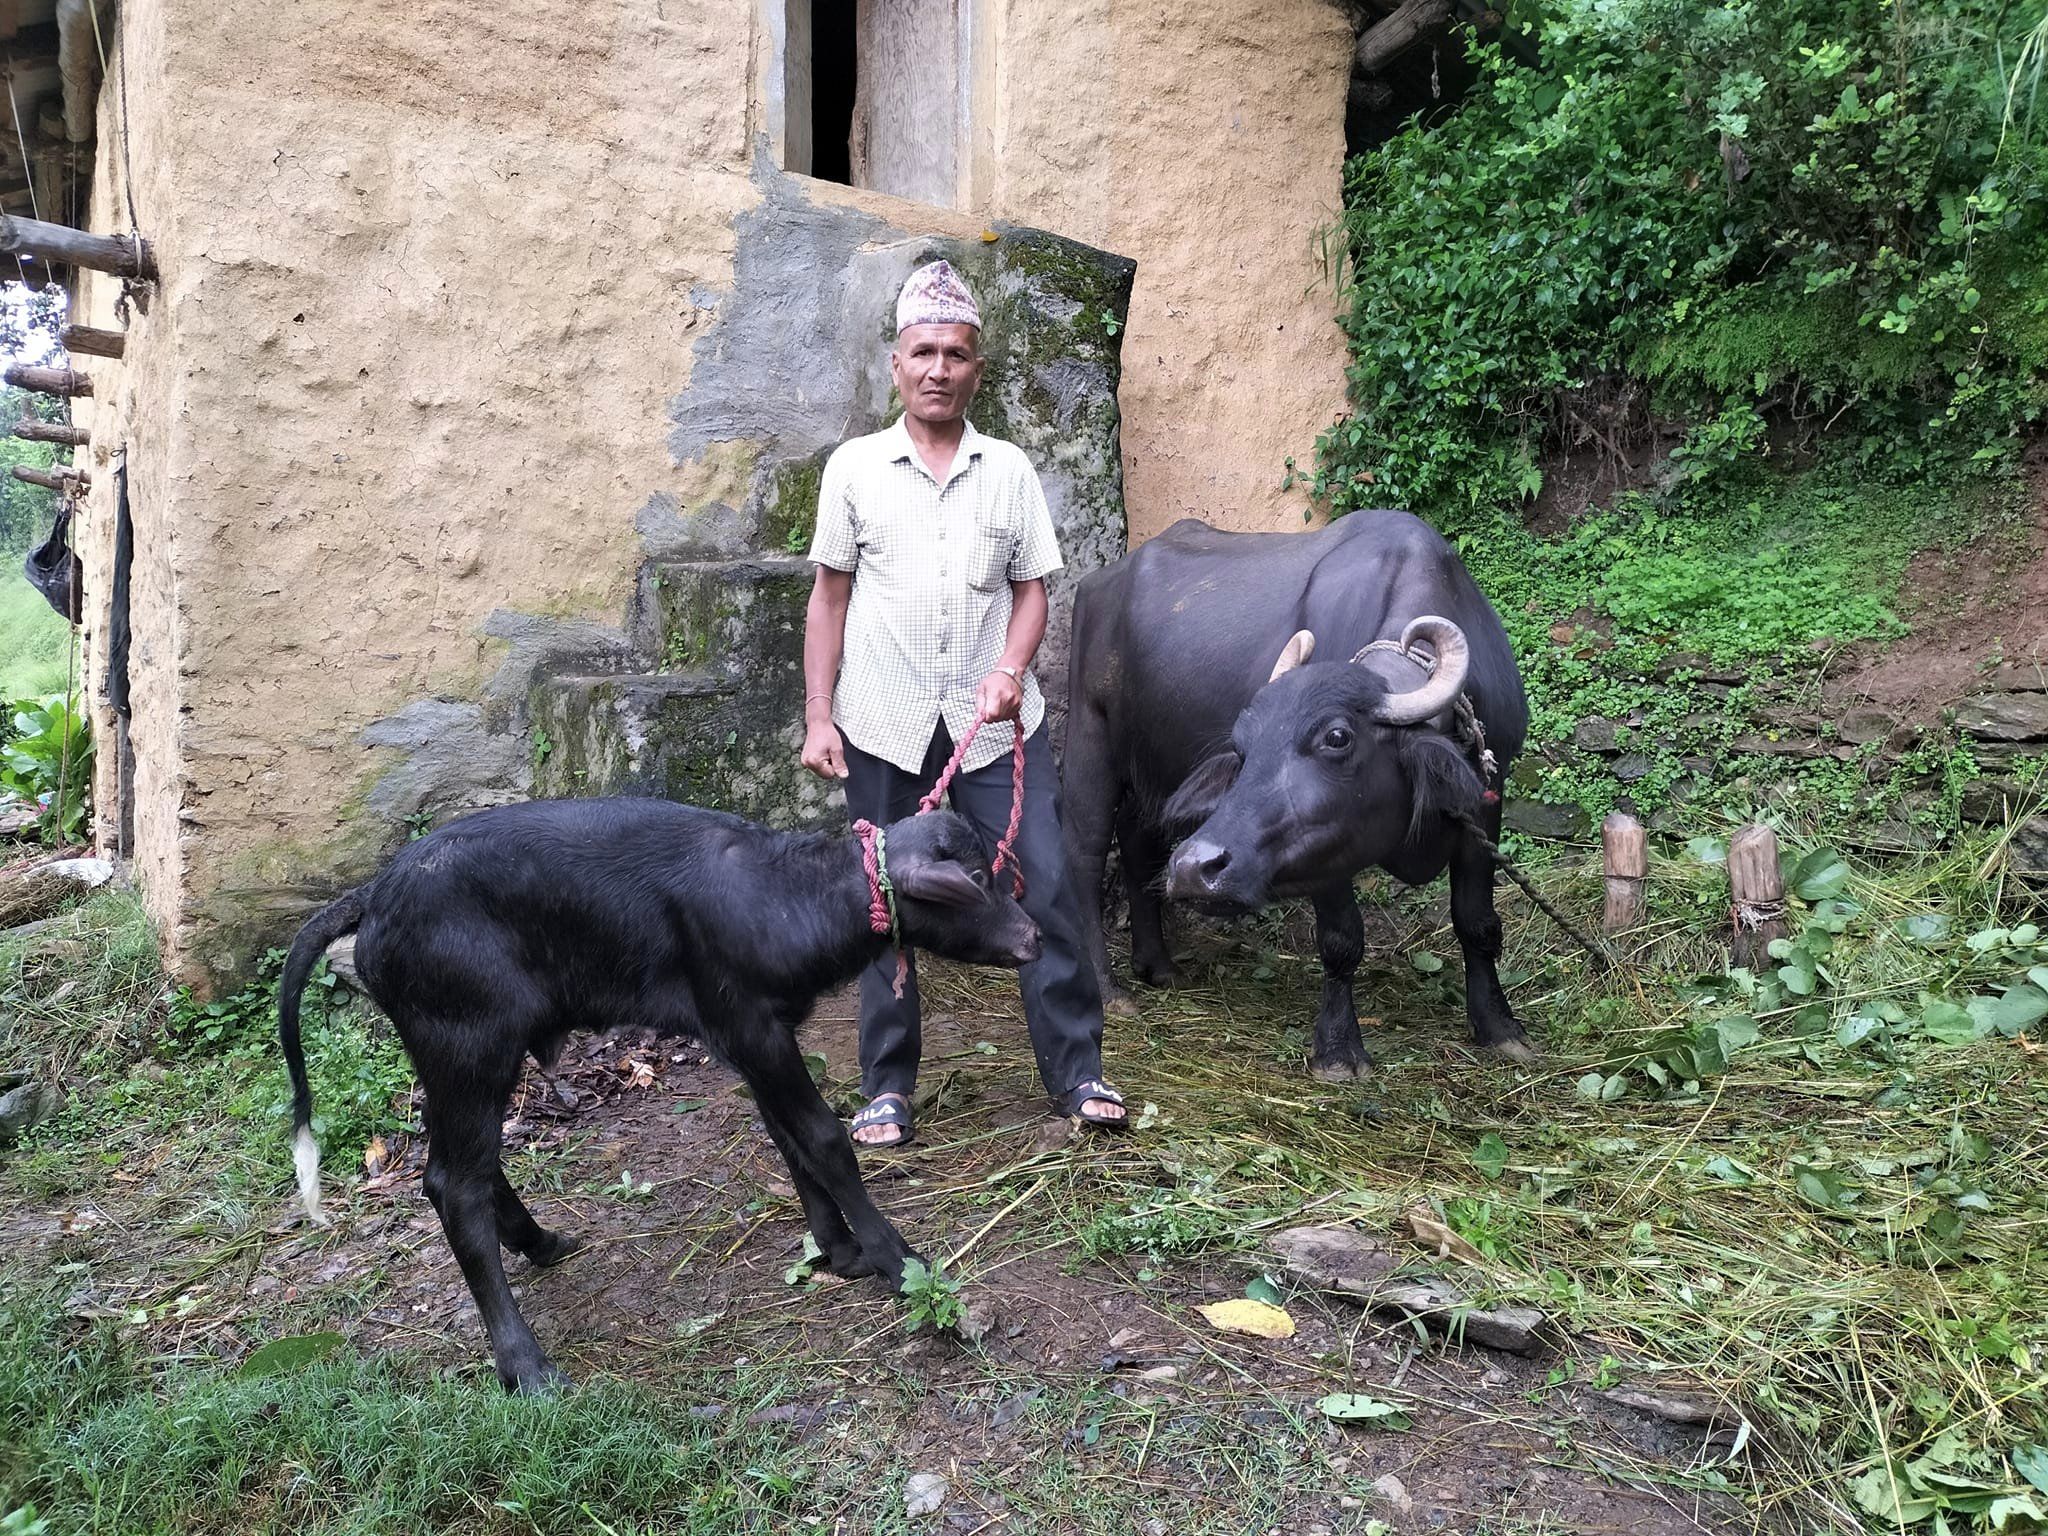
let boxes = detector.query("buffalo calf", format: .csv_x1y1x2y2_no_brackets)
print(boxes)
277,798,1039,1392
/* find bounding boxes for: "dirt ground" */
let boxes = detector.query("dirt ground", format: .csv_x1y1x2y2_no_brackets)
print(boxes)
8,961,1768,1535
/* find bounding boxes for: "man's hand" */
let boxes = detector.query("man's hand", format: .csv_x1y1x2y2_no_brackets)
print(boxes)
803,718,849,780
976,669,1024,723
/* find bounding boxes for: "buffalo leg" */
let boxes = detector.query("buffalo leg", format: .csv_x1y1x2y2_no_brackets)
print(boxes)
754,1109,863,1275
1309,884,1370,1081
1060,700,1131,1015
1118,805,1177,989
717,1013,914,1286
1449,811,1536,1061
494,1169,580,1268
420,1088,563,1393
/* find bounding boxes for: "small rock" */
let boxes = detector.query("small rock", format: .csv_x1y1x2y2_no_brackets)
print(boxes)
0,803,37,838
1601,1384,1737,1428
1143,1521,1169,1536
1372,1474,1415,1514
1500,799,1591,840
1960,779,2026,824
1572,717,1620,754
1611,752,1653,783
1374,1278,1548,1354
42,857,114,888
905,1472,948,1518
1985,658,2048,692
1339,1496,1363,1511
0,1080,61,1146
1835,705,1898,746
1268,1224,1397,1295
1956,692,2048,742
1137,1364,1179,1383
324,935,362,986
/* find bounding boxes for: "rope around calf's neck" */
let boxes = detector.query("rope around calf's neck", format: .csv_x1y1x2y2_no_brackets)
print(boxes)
852,716,1029,1000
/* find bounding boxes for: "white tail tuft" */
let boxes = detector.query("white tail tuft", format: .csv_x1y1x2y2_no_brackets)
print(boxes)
294,1125,328,1225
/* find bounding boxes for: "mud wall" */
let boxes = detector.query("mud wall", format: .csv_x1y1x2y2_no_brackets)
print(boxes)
65,0,1350,988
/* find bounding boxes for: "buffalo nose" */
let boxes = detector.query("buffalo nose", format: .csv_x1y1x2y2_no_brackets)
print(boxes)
1169,839,1231,895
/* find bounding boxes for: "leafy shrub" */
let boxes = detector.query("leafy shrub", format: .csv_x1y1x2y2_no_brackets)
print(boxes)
1317,0,2048,519
0,694,91,841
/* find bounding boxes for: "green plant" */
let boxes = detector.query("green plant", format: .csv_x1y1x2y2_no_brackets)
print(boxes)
531,728,554,769
1317,0,2047,518
897,1257,965,1333
0,693,91,840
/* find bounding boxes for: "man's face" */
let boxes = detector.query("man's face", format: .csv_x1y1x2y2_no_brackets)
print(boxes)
892,323,985,425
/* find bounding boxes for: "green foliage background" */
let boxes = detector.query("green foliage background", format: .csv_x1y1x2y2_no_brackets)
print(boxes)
1319,0,2048,832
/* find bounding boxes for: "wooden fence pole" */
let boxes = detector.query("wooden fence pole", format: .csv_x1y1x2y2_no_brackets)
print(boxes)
1728,824,1788,970
58,323,126,359
2,364,92,397
1602,812,1647,934
0,213,156,280
9,419,89,446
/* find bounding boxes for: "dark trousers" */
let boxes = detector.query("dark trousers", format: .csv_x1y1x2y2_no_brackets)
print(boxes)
842,723,1106,1104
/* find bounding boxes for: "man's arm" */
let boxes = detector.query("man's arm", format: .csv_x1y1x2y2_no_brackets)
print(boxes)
974,577,1047,724
802,566,853,779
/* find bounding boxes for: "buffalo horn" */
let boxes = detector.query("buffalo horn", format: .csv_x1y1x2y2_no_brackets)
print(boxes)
1371,616,1470,725
1267,629,1316,683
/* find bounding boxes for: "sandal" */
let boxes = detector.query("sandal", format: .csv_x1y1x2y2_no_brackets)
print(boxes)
1059,1078,1131,1133
850,1092,915,1150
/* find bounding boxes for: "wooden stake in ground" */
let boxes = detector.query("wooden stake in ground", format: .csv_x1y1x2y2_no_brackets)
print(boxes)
1602,812,1647,934
1728,824,1788,969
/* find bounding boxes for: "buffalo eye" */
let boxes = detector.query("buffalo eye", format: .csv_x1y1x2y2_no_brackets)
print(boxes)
1320,725,1354,754
971,868,990,890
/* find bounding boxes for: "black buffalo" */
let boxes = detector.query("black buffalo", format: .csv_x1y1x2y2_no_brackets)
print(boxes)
277,799,1039,1392
1063,512,1533,1077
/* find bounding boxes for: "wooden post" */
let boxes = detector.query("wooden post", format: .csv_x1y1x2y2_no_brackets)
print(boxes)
3,364,91,396
11,464,87,492
1728,824,1788,970
1356,0,1453,72
58,323,125,359
10,419,89,445
1601,812,1647,934
0,213,156,280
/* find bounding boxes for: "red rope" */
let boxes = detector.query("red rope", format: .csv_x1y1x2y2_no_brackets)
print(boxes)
917,718,1026,900
852,819,890,934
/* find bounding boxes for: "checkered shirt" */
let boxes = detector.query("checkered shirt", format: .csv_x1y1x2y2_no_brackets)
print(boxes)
809,416,1064,775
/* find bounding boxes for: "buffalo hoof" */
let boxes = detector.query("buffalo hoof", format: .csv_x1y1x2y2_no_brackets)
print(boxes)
1311,1057,1370,1084
1483,1036,1542,1065
504,1359,572,1396
1131,956,1180,990
527,1230,583,1268
824,1239,874,1279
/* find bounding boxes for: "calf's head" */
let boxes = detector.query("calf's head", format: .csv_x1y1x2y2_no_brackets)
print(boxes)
881,810,1042,967
1163,618,1489,909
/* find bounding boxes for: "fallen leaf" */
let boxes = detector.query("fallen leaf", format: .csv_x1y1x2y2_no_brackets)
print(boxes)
1406,1203,1489,1268
1549,623,1576,645
1316,1393,1412,1430
363,1134,391,1175
619,1056,656,1089
979,228,1000,243
1197,1298,1296,1339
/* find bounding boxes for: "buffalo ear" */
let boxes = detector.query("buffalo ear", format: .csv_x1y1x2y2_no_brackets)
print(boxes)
1161,750,1243,830
892,857,987,909
1398,732,1487,844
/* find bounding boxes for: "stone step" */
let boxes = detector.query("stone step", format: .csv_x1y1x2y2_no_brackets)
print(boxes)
636,556,812,680
531,668,840,828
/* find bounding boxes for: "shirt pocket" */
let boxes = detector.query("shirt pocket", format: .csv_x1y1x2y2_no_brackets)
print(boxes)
966,505,1014,592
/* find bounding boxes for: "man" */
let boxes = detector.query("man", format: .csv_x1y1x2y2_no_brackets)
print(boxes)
801,260,1126,1149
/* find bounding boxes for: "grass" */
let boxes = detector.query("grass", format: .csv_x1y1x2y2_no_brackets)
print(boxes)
0,570,71,699
4,821,2048,1533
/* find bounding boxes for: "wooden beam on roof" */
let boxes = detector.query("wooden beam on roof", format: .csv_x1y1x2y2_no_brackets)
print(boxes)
4,363,91,395
0,212,154,278
59,322,122,357
11,418,89,445
1355,0,1452,73
12,462,88,491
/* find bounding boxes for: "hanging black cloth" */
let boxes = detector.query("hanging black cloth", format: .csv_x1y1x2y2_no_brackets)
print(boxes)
109,460,133,718
23,502,82,623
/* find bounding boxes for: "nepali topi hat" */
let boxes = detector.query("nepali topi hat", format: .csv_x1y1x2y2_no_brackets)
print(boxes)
896,260,981,334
